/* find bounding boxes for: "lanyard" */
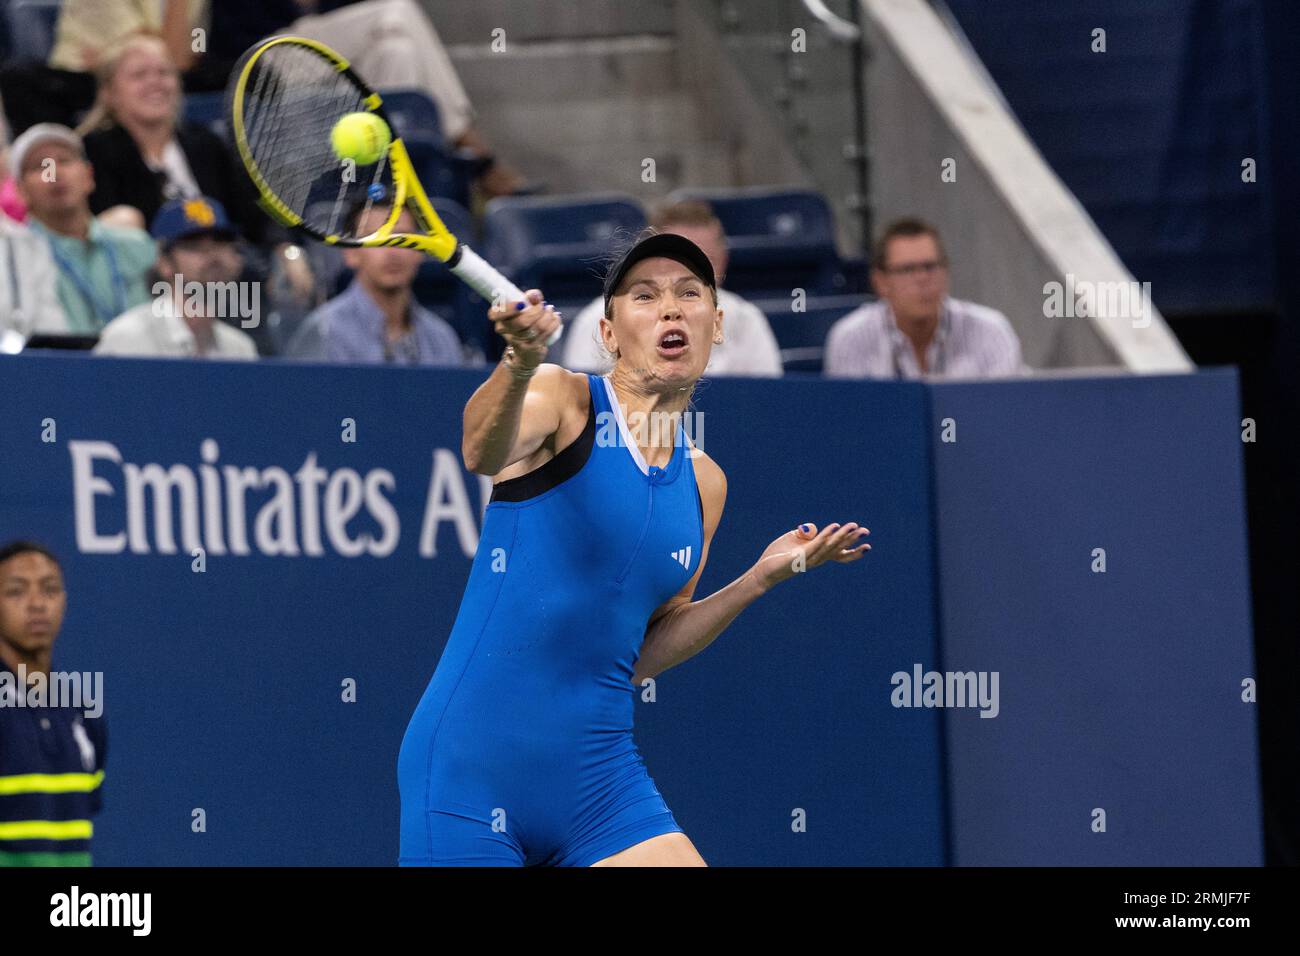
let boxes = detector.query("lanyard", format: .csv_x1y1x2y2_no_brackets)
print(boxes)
47,233,127,326
4,236,19,315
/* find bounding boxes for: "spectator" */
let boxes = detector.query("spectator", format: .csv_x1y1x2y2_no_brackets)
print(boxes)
0,105,27,222
94,196,257,359
563,201,784,377
12,124,155,335
187,0,528,199
824,217,1023,379
0,1,205,137
0,210,67,341
0,540,108,867
0,176,23,224
75,34,266,243
2,124,66,340
49,0,208,75
287,202,466,365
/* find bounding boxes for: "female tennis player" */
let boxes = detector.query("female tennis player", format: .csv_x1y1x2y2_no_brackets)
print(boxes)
397,232,871,866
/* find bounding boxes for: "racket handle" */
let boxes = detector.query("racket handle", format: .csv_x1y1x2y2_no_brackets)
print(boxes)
451,243,563,347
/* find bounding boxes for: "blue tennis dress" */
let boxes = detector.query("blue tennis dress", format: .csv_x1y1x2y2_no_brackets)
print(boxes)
398,372,705,865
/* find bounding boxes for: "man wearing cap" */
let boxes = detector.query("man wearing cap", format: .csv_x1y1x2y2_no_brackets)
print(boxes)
94,196,257,359
12,123,156,335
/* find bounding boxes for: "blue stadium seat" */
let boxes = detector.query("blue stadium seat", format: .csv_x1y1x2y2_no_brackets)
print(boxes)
751,292,867,375
0,1,12,63
666,186,851,298
839,254,870,293
379,89,442,143
401,134,473,210
482,193,647,305
410,198,490,359
379,91,488,208
183,91,226,138
5,0,59,64
481,194,648,361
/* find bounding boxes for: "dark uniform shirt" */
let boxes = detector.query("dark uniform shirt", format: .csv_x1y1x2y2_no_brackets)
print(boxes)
0,661,107,866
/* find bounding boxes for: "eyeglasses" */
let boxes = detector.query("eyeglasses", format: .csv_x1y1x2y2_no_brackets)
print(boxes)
879,259,947,277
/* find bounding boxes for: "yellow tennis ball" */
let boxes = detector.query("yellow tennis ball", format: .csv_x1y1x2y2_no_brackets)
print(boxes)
330,112,391,165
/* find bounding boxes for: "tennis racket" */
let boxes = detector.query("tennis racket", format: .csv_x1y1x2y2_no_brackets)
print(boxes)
225,34,561,346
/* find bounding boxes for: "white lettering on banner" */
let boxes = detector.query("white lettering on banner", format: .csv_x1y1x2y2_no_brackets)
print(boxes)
67,440,460,560
418,448,479,560
124,462,200,554
367,470,401,556
70,441,127,554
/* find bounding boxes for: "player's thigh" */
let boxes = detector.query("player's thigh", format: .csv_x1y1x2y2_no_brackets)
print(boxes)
589,831,706,867
401,807,525,867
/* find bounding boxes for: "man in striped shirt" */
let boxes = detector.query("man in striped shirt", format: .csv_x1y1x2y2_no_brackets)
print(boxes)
825,218,1024,379
0,541,106,867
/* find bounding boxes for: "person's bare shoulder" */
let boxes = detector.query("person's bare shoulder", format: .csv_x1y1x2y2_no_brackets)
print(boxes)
512,361,588,409
513,362,591,457
690,445,728,534
548,363,591,426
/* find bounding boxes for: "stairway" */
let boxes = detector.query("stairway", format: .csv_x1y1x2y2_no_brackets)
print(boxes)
419,0,737,200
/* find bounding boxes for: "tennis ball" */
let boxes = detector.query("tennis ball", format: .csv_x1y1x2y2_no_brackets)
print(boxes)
330,112,391,166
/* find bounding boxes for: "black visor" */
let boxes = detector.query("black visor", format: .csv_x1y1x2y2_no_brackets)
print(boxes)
602,233,716,311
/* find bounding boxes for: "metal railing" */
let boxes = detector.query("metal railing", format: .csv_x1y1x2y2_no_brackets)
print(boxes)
704,0,872,257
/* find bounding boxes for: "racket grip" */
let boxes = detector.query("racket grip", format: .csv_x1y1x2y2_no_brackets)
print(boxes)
452,244,563,347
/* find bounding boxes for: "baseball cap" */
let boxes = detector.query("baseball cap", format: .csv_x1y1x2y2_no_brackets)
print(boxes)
602,232,716,312
7,123,84,177
151,196,240,249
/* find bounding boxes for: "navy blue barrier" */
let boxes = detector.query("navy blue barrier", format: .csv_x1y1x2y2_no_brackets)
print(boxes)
929,371,1260,864
0,355,1258,865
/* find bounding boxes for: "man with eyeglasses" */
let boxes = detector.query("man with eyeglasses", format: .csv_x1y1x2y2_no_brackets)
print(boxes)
93,196,257,359
825,217,1023,379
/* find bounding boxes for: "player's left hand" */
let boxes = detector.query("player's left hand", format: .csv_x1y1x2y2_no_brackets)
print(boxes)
751,522,870,591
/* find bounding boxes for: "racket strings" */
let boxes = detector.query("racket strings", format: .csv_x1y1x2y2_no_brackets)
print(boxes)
232,42,393,240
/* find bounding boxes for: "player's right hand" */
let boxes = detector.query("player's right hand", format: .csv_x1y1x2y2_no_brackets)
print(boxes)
490,289,562,369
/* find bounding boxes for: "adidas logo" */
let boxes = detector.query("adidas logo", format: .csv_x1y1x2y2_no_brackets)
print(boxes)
670,546,692,568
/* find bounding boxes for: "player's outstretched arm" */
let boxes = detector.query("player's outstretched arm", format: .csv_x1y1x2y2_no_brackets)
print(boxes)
633,510,870,683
